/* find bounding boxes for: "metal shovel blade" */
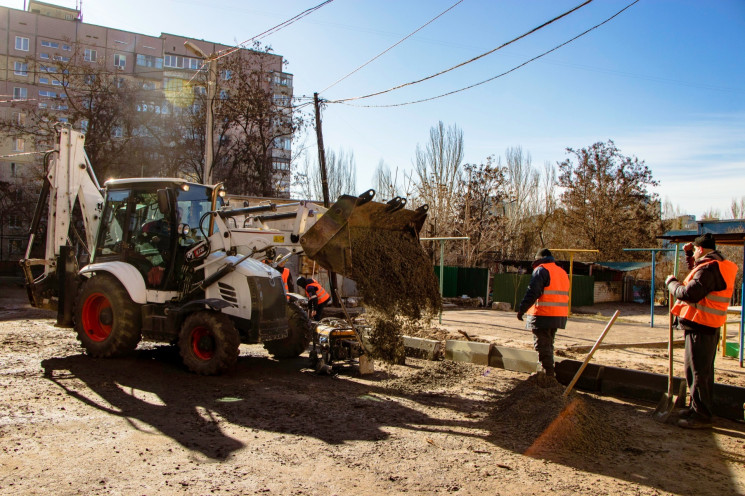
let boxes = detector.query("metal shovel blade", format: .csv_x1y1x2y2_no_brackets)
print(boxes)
653,305,686,423
299,190,428,279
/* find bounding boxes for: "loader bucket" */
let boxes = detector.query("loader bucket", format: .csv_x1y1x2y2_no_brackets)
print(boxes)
300,190,428,279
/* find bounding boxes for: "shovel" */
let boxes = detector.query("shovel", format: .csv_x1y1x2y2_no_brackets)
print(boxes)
653,294,685,423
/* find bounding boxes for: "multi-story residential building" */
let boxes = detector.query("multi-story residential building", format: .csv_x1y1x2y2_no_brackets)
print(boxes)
0,1,294,269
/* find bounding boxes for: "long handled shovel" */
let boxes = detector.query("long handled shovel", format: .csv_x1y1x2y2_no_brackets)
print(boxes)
563,310,620,397
653,294,685,423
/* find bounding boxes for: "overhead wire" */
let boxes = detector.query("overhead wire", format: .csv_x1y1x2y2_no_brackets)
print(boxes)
329,0,594,104
336,0,641,108
214,0,335,62
318,0,465,95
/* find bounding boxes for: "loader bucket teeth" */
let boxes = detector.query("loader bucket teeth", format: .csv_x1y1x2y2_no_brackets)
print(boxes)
299,190,428,278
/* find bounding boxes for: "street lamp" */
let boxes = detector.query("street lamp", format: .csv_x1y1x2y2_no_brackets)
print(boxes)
184,41,217,184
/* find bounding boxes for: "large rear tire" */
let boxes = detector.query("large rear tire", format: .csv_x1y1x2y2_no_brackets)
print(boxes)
263,302,312,359
179,311,239,375
74,274,142,357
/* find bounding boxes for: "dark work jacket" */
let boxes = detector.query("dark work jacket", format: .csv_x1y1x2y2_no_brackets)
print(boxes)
518,256,568,331
668,250,729,335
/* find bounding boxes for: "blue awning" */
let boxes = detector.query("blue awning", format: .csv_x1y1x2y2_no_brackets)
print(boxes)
593,261,651,272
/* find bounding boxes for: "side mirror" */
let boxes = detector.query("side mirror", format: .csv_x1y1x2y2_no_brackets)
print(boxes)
157,188,172,215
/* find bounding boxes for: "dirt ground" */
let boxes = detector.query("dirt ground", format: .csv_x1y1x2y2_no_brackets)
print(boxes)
1,281,744,496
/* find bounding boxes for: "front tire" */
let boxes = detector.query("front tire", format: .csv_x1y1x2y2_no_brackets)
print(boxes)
179,311,239,375
74,274,142,357
263,302,312,359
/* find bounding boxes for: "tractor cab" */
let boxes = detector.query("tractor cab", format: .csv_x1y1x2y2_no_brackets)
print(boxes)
93,179,221,290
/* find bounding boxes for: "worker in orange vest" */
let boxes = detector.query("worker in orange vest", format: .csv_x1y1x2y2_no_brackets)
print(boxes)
516,248,570,379
296,276,331,321
273,255,294,300
665,233,737,429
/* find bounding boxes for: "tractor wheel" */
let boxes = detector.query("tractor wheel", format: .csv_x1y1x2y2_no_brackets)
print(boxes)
263,301,312,359
178,311,239,375
74,274,142,357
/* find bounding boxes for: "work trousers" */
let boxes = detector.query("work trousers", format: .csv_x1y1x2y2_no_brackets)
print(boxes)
532,328,557,376
684,329,720,419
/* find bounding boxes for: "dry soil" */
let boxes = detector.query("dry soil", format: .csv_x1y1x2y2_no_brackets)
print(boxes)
1,283,744,496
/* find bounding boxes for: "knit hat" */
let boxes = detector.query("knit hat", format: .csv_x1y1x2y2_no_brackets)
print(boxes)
296,276,308,288
534,248,553,260
693,233,716,250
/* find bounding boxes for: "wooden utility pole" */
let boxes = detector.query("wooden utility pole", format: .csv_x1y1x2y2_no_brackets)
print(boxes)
313,93,330,208
313,92,339,305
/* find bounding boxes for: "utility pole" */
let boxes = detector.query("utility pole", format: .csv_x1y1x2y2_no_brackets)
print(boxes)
184,41,217,184
313,92,338,305
313,93,330,208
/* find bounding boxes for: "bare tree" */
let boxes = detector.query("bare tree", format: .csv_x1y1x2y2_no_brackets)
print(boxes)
413,121,464,239
501,146,541,259
453,157,508,266
730,197,745,219
296,148,357,201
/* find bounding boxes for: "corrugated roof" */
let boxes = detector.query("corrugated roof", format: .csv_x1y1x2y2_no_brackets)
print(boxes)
593,261,651,272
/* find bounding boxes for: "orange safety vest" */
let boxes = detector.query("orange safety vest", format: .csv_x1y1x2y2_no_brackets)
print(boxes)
526,262,570,317
281,268,290,300
671,259,738,328
306,280,330,305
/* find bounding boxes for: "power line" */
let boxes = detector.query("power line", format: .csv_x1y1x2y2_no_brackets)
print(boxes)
319,0,464,95
329,0,594,104
336,0,641,108
214,0,336,62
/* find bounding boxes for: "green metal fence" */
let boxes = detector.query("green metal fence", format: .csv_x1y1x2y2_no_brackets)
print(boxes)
433,266,490,299
491,273,595,309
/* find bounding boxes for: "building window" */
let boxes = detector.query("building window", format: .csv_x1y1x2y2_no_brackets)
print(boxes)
41,40,59,49
84,49,97,62
39,90,57,98
58,117,68,123
273,160,290,171
15,36,29,51
13,87,27,100
136,54,163,69
273,137,291,151
38,103,47,108
13,138,24,152
51,79,64,86
39,53,50,59
112,127,123,138
40,65,56,73
9,214,22,229
188,58,201,70
10,163,17,177
53,55,70,62
62,44,71,51
114,54,126,69
219,90,228,100
164,55,183,68
14,62,28,76
12,112,26,126
221,69,231,81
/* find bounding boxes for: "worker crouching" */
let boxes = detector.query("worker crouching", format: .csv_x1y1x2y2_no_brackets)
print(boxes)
297,276,331,321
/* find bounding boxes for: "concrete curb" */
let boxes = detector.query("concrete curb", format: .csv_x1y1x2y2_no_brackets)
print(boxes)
566,339,686,353
402,336,442,360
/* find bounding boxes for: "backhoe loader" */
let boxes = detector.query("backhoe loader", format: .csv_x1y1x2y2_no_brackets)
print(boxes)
21,126,428,374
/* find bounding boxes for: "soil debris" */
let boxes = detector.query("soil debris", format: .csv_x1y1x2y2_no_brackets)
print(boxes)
383,360,477,395
349,227,441,362
490,375,622,458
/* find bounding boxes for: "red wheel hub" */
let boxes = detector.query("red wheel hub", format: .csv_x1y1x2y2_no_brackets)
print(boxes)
190,326,214,360
81,292,113,342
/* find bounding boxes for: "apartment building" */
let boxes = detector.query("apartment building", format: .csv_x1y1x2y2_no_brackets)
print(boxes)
0,1,294,267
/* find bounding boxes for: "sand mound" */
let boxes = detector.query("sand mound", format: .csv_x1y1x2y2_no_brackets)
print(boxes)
491,375,621,458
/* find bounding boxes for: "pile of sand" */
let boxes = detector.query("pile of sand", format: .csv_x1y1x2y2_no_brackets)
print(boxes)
491,376,620,458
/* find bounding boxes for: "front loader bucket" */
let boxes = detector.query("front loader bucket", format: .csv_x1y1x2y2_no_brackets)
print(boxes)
300,190,428,279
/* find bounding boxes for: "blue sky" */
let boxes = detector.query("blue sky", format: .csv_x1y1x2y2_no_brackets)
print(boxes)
6,0,745,218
